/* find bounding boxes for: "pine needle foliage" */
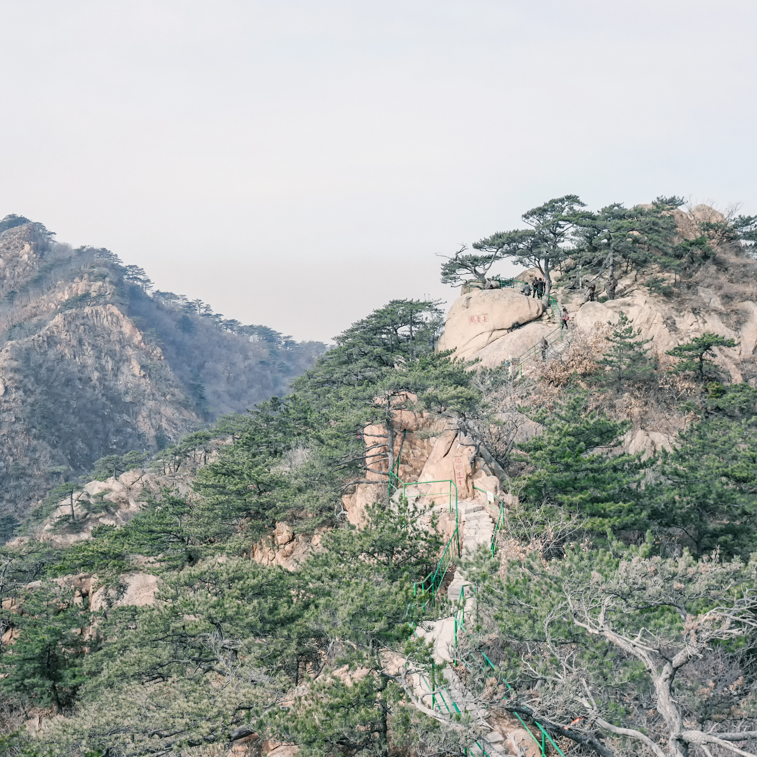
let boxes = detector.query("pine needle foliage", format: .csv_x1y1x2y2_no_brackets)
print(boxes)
595,311,654,389
667,332,738,383
519,394,649,536
465,541,757,757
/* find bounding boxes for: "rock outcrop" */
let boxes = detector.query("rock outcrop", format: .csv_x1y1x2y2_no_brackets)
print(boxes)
437,288,546,360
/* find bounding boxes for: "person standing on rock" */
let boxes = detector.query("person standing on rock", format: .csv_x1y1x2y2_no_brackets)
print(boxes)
560,307,570,330
540,337,549,360
536,279,545,299
523,282,532,297
585,283,596,303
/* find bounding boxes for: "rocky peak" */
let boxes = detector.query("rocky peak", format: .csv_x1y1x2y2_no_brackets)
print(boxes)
0,216,324,525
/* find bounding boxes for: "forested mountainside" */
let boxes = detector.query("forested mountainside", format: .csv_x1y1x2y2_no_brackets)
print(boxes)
2,198,757,757
0,215,325,518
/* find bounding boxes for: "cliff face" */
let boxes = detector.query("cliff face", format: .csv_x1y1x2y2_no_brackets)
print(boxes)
0,217,324,518
437,205,757,459
440,206,757,379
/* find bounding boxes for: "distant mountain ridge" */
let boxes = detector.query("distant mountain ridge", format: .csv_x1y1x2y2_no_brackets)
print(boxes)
0,215,325,515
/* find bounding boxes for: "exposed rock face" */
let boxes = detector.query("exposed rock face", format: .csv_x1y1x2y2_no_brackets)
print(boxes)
431,206,757,472
473,320,556,369
342,408,449,526
250,528,324,570
414,428,478,501
437,288,546,360
0,217,324,520
32,466,195,548
567,281,754,382
90,572,160,612
0,302,200,515
342,403,496,533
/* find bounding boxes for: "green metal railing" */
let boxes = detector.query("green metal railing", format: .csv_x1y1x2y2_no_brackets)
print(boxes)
455,651,566,757
472,485,506,555
513,322,567,378
388,429,407,492
413,528,459,608
453,583,470,648
402,478,457,516
403,479,460,605
388,430,562,755
451,486,565,757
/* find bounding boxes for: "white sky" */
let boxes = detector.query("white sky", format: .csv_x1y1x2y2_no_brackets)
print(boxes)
1,0,755,342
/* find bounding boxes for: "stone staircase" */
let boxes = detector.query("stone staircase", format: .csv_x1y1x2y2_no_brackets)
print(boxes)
412,499,509,756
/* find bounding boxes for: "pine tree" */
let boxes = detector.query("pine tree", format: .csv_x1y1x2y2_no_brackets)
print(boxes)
0,583,88,712
648,385,757,559
519,394,649,536
595,312,653,389
573,198,682,282
438,244,505,288
464,540,757,757
473,195,586,299
667,332,738,383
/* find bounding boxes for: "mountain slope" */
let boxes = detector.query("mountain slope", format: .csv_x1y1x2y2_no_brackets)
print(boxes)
0,216,325,516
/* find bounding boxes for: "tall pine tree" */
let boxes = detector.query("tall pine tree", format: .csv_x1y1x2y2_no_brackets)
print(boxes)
595,312,654,390
519,394,649,536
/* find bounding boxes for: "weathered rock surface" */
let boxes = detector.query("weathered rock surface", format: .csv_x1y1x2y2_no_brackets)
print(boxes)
474,320,556,369
27,465,198,548
0,217,324,521
250,529,324,570
568,288,750,382
342,406,448,526
437,288,546,360
90,572,160,612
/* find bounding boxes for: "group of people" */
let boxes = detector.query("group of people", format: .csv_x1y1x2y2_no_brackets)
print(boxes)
522,278,546,299
584,273,619,303
507,272,621,360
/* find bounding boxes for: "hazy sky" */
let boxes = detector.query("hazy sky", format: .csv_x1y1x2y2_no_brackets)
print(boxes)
1,1,755,342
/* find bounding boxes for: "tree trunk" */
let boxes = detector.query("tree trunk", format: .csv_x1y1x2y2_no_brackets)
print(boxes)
386,400,395,505
544,260,552,300
69,492,75,522
654,663,688,757
607,250,616,299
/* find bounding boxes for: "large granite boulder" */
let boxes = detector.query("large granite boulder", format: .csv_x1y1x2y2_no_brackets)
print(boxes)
473,321,557,369
437,288,546,360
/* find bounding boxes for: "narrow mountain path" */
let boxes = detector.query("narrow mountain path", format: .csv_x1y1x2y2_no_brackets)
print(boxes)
411,498,509,755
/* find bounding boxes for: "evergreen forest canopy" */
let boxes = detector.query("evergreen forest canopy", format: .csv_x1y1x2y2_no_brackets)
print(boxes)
1,199,757,757
440,195,757,297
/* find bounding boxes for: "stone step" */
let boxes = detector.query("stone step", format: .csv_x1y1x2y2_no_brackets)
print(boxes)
464,503,485,514
465,512,492,520
465,525,493,534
